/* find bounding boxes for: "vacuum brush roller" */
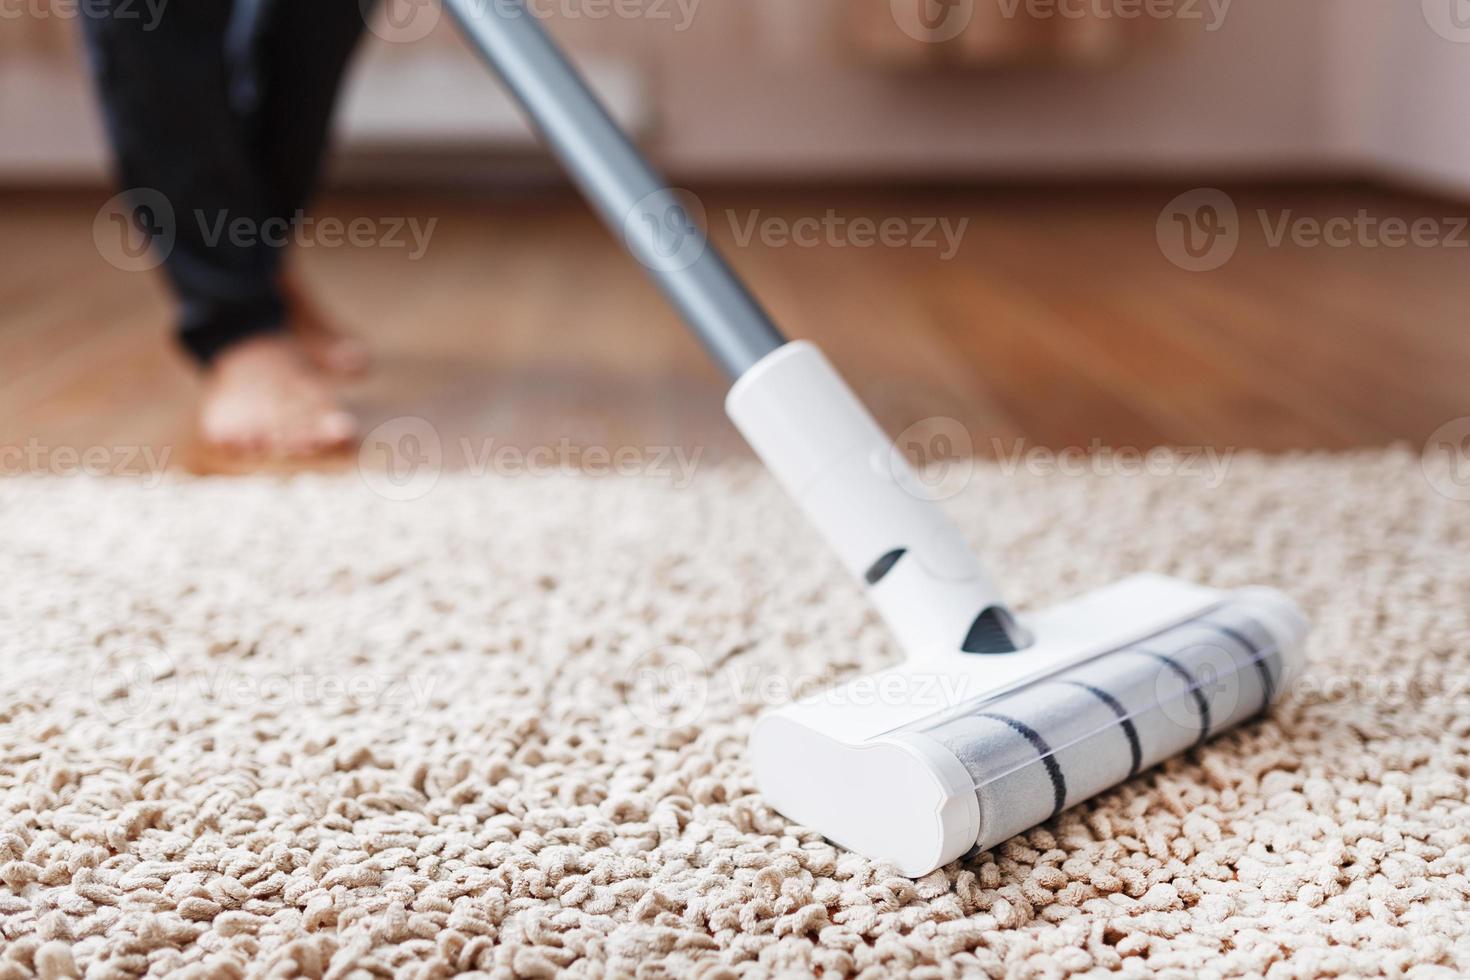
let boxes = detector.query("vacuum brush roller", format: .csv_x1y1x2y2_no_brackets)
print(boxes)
913,592,1301,858
749,581,1309,876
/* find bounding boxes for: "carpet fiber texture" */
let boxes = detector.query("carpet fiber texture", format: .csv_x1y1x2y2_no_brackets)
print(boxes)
1,449,1468,978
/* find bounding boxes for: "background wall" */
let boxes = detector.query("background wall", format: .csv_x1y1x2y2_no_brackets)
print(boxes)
636,0,1340,178
1330,0,1470,196
1,0,1467,194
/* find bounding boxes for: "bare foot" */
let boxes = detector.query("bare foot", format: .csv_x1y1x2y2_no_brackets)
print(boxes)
200,334,358,457
280,270,370,378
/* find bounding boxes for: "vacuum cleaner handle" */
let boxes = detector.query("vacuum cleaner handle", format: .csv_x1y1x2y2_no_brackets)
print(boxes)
445,0,1027,655
442,0,786,379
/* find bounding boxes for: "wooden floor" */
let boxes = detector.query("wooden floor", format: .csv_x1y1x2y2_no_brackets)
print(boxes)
2,184,1468,473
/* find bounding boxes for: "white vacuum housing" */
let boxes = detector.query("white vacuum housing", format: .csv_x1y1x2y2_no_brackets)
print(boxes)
446,0,1313,878
729,343,1309,875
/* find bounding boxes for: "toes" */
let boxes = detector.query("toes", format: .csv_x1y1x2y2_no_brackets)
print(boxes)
199,414,260,455
198,335,358,462
277,410,356,458
200,401,356,460
317,410,358,448
277,422,314,459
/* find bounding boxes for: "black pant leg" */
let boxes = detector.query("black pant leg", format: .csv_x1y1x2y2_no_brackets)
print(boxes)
80,1,288,365
248,0,376,224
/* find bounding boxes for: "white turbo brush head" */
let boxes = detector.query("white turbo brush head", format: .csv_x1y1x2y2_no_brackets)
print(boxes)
748,577,1308,876
728,342,1311,877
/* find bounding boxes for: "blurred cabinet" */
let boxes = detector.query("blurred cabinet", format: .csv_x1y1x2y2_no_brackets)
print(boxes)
6,1,1452,194
848,0,1148,66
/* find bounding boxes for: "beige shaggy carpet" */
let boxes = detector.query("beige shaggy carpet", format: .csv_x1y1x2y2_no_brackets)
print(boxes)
2,449,1468,979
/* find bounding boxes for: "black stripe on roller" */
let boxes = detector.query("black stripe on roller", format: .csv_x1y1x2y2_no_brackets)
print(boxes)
1139,651,1212,746
864,548,907,586
1204,621,1274,706
1064,682,1143,779
978,712,1067,818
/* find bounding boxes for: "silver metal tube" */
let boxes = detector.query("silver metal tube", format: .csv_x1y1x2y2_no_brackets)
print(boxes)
443,0,788,380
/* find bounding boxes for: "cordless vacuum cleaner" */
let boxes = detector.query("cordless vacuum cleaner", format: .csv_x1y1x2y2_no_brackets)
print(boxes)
445,0,1312,877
